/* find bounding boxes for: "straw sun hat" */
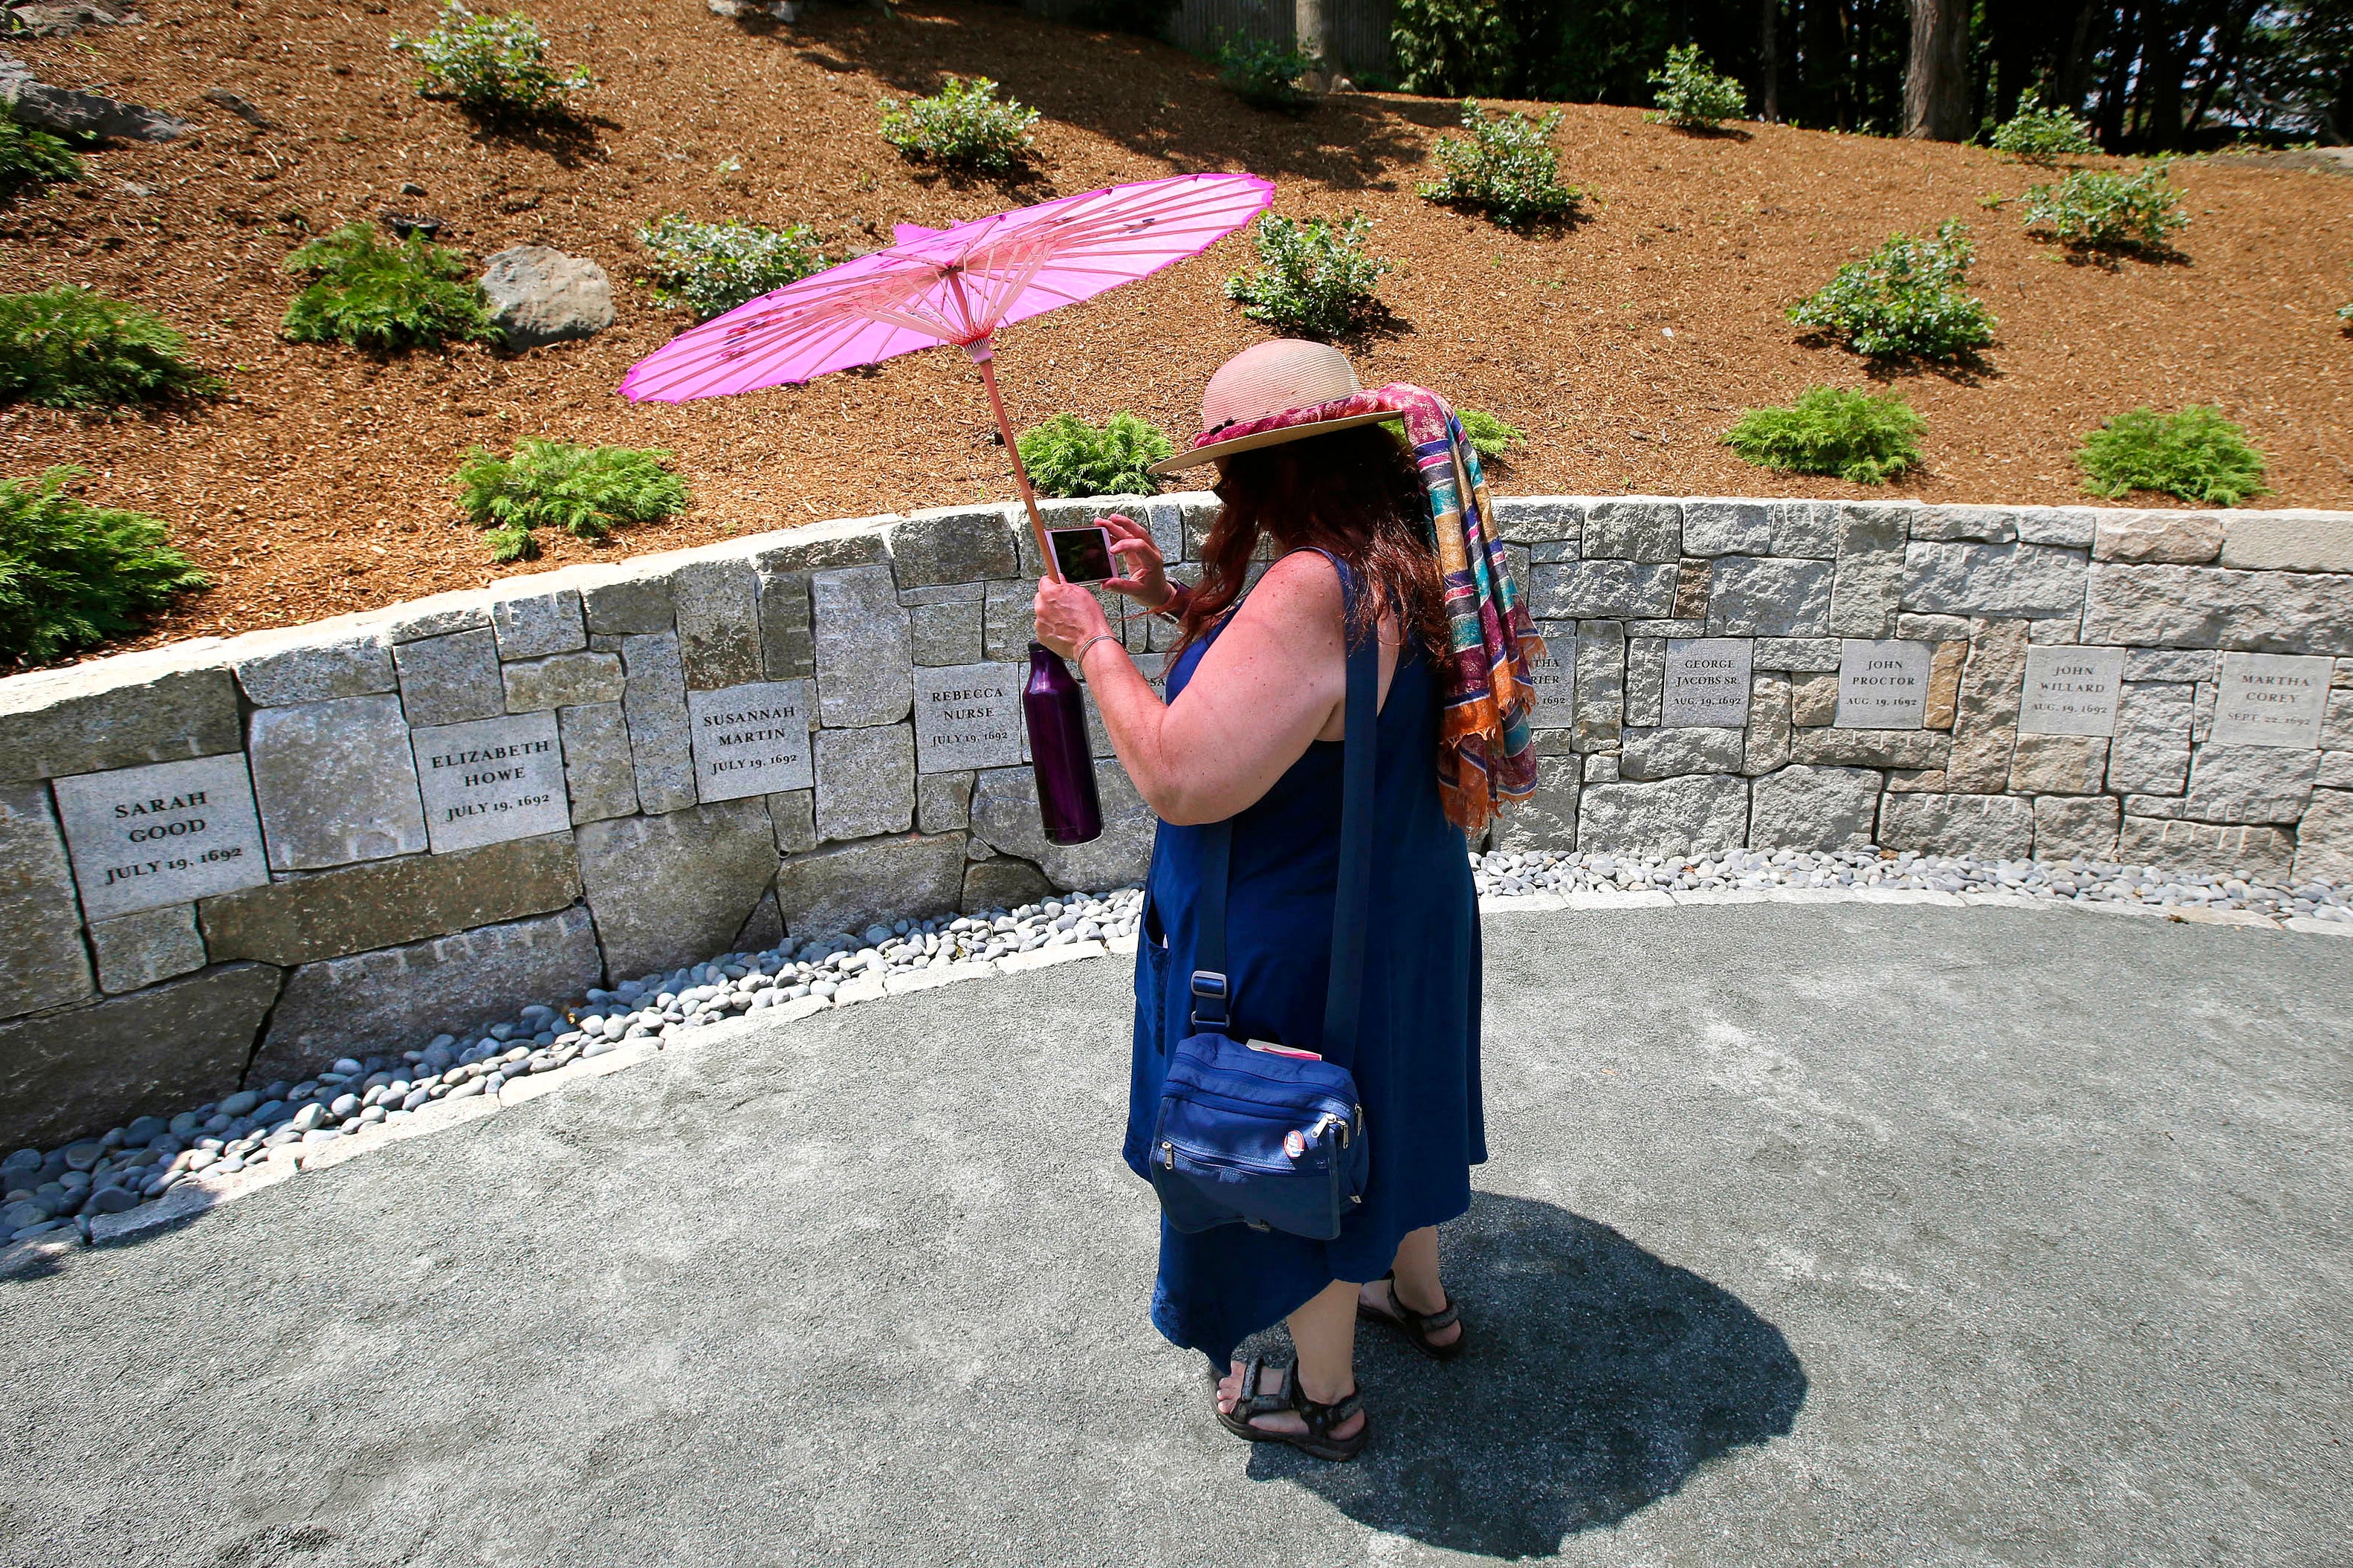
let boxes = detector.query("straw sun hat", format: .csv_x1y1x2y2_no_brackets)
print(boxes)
1145,339,1403,475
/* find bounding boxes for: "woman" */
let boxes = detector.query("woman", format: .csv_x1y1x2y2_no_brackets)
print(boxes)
1031,340,1540,1462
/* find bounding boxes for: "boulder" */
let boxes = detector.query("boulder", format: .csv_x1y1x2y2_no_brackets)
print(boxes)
478,246,616,351
0,56,188,140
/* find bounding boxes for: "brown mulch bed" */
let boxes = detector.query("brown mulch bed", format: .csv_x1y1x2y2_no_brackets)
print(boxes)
5,0,2352,667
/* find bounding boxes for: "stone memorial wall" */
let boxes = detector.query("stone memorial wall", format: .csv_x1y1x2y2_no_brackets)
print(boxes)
2,493,2349,1149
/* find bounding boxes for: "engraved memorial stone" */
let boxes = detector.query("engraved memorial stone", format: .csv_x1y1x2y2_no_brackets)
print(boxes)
687,679,815,802
1662,638,1753,728
2210,652,2332,747
54,752,270,920
1527,626,1576,730
2019,645,2126,737
410,711,572,853
913,661,1023,773
1834,639,1932,729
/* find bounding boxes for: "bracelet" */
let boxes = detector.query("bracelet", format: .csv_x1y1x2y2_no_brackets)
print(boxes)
1153,582,1192,621
1072,632,1122,667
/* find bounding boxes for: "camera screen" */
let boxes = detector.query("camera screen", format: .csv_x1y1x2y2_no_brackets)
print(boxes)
1050,527,1116,583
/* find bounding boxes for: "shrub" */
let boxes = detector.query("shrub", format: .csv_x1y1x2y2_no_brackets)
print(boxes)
0,120,81,189
1390,0,1515,98
1223,213,1392,338
1015,412,1174,498
2075,406,2265,505
280,222,495,350
2021,164,2189,253
452,438,690,560
1419,100,1578,227
1723,386,1926,485
1454,406,1522,461
0,467,207,664
1987,89,2097,163
1787,219,1996,363
0,286,221,409
1215,33,1319,111
1646,43,1745,131
636,215,826,321
878,77,1039,175
391,2,589,118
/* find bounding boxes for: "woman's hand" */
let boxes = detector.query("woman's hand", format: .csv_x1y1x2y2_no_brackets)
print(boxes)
1098,513,1172,610
1032,575,1113,661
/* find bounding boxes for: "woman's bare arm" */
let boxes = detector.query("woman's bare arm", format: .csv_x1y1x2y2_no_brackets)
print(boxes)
1038,552,1382,825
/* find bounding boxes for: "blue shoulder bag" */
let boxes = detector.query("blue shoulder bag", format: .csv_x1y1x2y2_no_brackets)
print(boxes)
1147,582,1376,1242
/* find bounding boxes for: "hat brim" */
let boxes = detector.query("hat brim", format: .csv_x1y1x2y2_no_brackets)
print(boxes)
1145,409,1405,476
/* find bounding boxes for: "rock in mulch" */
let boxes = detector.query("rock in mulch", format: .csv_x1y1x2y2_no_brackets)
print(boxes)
479,245,617,350
3,0,140,39
0,54,189,140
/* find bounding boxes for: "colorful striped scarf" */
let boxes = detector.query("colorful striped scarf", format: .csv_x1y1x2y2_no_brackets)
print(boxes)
1192,383,1543,832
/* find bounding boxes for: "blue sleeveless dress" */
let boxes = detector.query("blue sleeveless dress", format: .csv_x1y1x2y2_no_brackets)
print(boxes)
1122,558,1486,1369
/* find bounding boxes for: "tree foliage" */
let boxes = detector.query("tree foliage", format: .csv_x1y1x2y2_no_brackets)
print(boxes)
453,439,690,561
877,77,1039,173
1223,214,1393,338
0,287,221,409
280,223,496,350
2076,406,2267,505
1418,100,1579,226
0,468,207,664
1015,413,1175,498
1382,0,2351,152
1723,386,1925,484
390,2,589,118
1788,220,1996,363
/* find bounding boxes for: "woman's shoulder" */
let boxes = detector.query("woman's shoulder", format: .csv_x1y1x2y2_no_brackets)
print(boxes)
1234,549,1347,623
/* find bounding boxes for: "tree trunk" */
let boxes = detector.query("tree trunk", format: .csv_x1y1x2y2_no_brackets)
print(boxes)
1904,0,1972,139
1294,0,1339,70
1760,0,1781,122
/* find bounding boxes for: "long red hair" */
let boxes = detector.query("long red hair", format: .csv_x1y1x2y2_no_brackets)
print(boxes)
1175,424,1445,659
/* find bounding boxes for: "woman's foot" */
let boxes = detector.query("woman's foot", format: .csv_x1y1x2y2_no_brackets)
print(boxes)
1358,1274,1465,1355
1215,1358,1368,1445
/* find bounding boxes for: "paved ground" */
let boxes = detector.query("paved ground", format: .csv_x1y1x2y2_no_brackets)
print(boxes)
3,902,2349,1567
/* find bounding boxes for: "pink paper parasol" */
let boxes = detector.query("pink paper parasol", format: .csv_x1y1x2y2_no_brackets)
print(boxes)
618,171,1274,578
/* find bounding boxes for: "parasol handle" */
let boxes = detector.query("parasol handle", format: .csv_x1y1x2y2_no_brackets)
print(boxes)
969,341,1062,585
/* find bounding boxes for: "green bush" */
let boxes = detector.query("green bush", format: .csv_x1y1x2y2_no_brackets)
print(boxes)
1987,89,2097,163
2021,164,2189,253
453,438,690,561
878,77,1039,174
1723,386,1926,485
1646,43,1745,130
280,222,495,350
0,120,82,189
1214,33,1319,111
1418,100,1578,227
0,287,221,409
2075,406,2265,505
1223,213,1392,338
1788,219,1996,363
1015,412,1174,498
0,467,207,664
1390,0,1514,97
1454,406,1522,461
636,215,826,321
391,2,589,118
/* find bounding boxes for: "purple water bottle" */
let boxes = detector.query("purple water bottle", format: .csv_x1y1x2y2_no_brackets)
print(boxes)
1026,642,1102,844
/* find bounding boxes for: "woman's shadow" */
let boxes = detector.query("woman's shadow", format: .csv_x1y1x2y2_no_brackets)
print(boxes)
1233,1192,1807,1559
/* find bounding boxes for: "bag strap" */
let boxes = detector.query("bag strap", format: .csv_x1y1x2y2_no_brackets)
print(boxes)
1188,555,1379,1053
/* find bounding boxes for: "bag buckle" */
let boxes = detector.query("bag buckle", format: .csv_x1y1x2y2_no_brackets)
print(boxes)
1189,969,1229,1029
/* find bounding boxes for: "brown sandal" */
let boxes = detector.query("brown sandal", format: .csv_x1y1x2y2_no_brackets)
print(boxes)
1358,1271,1466,1361
1214,1356,1370,1462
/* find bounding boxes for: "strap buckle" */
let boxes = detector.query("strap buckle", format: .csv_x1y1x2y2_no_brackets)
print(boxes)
1190,968,1229,1029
